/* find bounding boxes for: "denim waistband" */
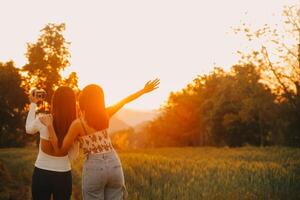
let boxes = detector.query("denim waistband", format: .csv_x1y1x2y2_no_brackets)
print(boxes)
86,150,117,160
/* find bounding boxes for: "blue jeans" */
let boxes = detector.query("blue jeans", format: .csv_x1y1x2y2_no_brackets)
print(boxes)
82,151,127,200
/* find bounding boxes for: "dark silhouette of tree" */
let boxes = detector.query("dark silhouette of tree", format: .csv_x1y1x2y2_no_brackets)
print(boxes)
233,5,300,146
0,61,28,147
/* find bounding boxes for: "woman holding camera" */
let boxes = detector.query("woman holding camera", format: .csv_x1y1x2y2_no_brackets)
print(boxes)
26,87,78,200
40,79,159,200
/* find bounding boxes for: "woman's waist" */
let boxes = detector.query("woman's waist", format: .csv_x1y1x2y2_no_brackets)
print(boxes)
35,150,71,172
85,149,117,160
36,149,70,164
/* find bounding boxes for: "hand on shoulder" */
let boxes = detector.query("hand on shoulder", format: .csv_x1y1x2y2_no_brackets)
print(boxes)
39,114,53,127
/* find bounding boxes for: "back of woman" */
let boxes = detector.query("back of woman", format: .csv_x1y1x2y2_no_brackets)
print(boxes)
25,86,77,200
78,85,127,200
78,119,113,155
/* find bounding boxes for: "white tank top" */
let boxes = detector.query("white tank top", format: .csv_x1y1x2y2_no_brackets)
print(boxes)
25,103,78,172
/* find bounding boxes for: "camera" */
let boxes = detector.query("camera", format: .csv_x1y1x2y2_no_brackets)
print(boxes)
32,89,46,100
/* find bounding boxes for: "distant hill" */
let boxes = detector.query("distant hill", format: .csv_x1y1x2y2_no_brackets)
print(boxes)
114,108,158,126
108,108,159,134
108,117,131,133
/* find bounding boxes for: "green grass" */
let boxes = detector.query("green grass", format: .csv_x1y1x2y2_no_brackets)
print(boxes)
0,147,299,200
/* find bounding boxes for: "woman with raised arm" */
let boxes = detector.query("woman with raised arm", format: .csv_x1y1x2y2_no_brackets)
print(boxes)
25,86,78,200
40,79,160,200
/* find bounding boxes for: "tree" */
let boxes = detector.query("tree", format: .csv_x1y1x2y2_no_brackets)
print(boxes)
215,65,276,146
233,5,300,146
0,61,28,147
22,23,78,104
146,64,278,147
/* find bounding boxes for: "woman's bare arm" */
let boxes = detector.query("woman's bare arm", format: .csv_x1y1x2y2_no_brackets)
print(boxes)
25,94,42,134
106,79,160,118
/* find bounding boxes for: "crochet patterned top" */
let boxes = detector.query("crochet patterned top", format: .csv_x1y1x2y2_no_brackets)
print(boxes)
78,118,114,155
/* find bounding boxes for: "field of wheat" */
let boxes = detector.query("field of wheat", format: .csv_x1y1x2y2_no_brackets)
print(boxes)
0,147,299,200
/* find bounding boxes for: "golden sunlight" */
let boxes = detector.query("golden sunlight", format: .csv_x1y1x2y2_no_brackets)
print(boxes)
0,0,298,109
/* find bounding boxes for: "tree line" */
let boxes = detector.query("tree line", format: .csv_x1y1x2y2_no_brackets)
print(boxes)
111,5,299,148
144,5,300,147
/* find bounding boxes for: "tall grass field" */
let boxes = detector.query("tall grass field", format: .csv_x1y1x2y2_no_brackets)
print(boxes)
0,147,299,200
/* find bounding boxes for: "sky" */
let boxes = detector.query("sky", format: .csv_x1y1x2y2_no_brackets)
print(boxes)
0,0,297,110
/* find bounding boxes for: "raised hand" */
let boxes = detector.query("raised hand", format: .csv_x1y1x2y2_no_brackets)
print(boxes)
106,78,160,118
29,93,39,104
142,78,160,93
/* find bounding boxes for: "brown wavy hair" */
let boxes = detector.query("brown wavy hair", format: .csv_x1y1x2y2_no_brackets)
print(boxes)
51,86,77,147
79,84,109,131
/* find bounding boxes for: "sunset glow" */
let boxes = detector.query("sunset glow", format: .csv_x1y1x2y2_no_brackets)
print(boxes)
0,0,297,109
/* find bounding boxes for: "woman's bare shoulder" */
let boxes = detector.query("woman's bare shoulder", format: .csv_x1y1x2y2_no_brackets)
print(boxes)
72,118,87,131
71,118,86,136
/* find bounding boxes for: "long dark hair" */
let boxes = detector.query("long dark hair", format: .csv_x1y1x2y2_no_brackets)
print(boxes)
79,84,109,131
51,86,77,147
